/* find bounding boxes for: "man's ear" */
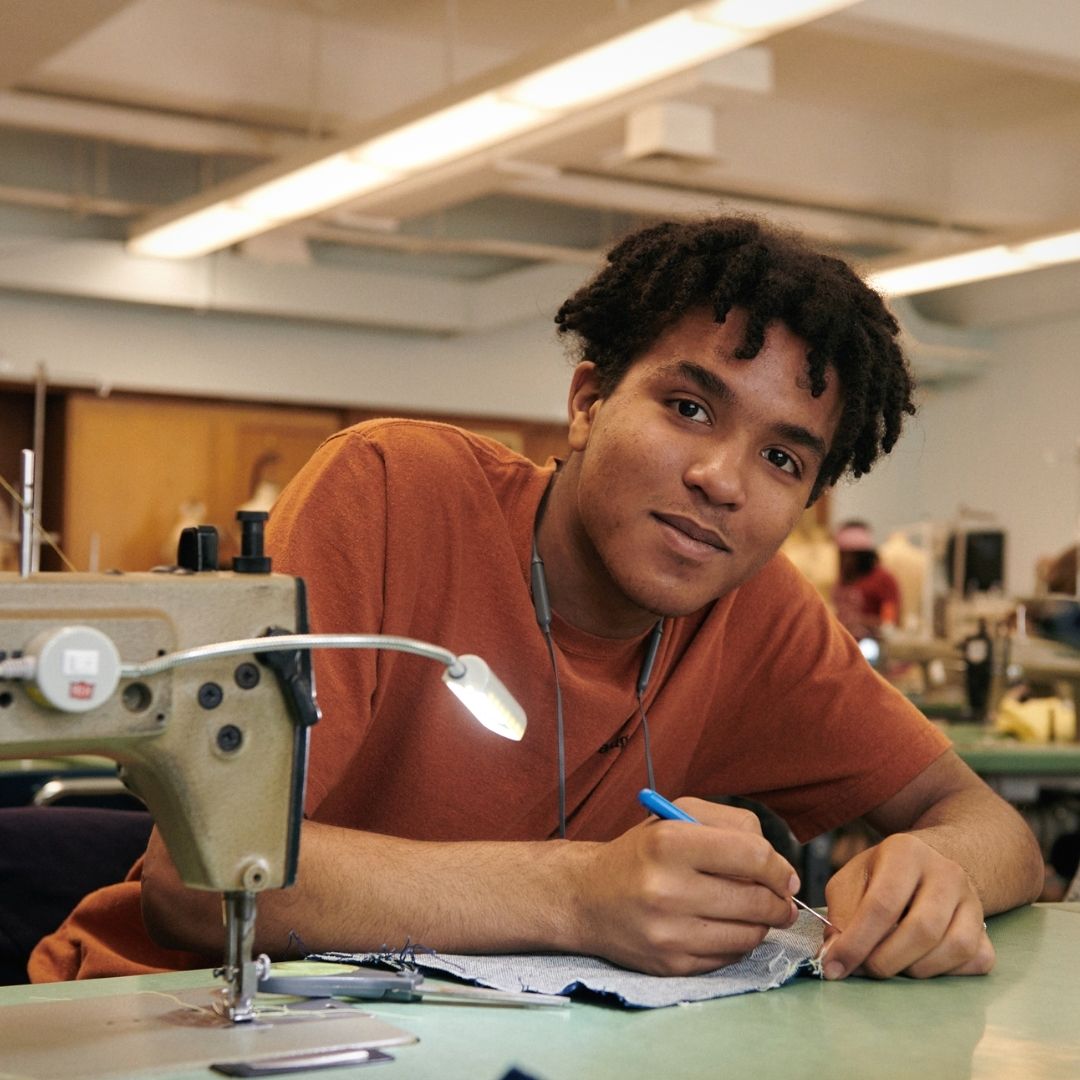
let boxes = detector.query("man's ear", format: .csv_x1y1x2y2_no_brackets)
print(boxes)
567,361,604,451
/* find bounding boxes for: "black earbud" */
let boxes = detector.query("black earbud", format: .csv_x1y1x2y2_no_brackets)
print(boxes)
637,620,664,698
531,538,552,632
531,541,663,692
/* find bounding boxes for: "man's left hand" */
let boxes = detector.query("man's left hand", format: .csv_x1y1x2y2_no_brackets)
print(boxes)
820,833,995,980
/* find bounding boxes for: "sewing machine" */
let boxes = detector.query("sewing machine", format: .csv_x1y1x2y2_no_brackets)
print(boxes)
0,519,317,1022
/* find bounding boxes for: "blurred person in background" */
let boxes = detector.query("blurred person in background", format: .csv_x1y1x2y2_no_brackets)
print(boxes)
832,520,901,642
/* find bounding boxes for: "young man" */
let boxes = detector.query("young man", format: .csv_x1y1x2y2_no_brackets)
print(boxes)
32,217,1041,984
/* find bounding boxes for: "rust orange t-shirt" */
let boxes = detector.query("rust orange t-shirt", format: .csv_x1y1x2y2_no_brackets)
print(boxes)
31,419,949,981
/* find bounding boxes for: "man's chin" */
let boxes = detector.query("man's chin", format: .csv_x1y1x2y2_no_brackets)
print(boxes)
629,565,761,618
628,583,730,621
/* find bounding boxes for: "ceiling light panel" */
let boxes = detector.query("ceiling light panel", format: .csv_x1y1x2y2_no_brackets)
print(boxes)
868,224,1080,298
357,94,544,173
502,11,747,111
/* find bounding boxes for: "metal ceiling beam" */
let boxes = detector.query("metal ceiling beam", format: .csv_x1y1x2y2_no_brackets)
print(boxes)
0,183,144,218
490,163,984,253
0,235,586,334
305,221,603,266
0,90,308,157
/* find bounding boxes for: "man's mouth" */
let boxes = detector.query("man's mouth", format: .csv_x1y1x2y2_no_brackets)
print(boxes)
653,513,731,553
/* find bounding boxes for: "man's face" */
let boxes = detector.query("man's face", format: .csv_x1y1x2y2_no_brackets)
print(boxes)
564,307,843,631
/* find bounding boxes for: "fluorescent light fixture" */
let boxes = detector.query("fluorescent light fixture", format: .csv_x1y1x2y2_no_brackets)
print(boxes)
867,246,1022,297
443,654,527,741
234,154,398,221
502,11,746,112
1014,228,1080,267
130,156,397,257
358,93,544,173
130,203,266,259
128,0,863,259
868,226,1080,297
697,0,858,31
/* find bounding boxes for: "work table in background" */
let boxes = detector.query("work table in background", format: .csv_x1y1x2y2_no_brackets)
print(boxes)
1,905,1077,1080
932,721,1080,802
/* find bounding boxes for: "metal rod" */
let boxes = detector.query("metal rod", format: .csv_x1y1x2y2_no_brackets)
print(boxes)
19,449,34,577
31,362,46,573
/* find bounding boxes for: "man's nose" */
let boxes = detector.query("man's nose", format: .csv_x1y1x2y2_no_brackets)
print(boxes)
683,440,748,508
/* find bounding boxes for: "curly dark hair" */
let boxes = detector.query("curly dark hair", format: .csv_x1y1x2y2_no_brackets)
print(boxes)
554,216,915,503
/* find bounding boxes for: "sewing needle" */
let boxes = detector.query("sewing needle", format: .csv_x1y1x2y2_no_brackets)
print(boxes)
638,788,837,930
791,894,835,929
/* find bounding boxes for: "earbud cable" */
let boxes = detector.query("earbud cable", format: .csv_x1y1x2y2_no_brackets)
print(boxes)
532,532,664,837
531,536,567,838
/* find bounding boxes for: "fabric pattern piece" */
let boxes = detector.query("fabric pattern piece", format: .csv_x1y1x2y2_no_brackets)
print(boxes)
311,911,825,1009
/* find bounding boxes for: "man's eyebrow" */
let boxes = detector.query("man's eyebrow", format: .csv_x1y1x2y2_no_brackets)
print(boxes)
678,361,733,404
676,360,830,463
772,421,829,464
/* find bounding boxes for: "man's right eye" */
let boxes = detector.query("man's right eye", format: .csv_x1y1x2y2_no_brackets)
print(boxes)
672,399,710,424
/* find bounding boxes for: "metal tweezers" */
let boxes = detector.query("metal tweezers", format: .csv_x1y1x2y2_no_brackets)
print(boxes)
258,968,569,1008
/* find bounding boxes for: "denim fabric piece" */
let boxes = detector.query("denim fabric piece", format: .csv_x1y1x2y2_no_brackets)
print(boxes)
313,911,825,1009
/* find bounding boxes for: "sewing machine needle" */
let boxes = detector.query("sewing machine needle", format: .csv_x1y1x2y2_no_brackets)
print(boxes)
792,895,835,929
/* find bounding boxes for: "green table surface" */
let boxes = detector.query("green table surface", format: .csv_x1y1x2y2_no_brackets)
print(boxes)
2,904,1077,1080
936,722,1080,775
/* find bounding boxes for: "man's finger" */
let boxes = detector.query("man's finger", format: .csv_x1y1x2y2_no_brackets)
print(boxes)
647,820,799,901
901,918,995,979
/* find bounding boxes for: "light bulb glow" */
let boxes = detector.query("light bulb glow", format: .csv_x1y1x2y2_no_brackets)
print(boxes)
1012,229,1080,267
866,246,1026,297
502,12,745,112
694,0,859,31
357,93,543,173
443,655,526,741
234,154,397,221
129,203,265,258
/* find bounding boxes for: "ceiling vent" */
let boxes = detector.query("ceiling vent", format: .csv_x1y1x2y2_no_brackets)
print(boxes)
623,102,719,164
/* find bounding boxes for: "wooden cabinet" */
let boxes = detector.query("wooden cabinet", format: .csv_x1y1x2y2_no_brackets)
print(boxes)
62,393,344,572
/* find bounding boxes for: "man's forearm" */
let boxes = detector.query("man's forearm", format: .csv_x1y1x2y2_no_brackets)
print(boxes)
142,820,592,960
861,751,1043,915
899,786,1044,914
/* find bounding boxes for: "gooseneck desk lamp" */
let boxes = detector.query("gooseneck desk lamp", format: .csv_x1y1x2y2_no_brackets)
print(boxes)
0,626,525,1021
118,633,526,740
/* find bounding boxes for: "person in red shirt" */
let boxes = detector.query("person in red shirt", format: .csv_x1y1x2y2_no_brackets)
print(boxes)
832,521,901,642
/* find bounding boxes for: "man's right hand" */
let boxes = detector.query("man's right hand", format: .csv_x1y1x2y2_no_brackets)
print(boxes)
567,797,799,975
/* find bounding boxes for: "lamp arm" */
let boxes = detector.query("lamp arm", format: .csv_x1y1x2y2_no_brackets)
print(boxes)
118,633,460,679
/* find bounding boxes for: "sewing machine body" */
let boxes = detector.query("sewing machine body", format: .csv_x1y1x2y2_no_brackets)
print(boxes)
0,569,312,892
0,567,317,1019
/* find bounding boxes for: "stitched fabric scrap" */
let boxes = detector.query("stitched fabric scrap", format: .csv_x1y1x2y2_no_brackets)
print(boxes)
310,910,825,1009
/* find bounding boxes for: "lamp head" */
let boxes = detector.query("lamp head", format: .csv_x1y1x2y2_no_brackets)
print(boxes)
442,654,526,741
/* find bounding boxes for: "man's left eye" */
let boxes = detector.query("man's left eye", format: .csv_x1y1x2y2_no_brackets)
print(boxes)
762,447,800,476
674,399,709,423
